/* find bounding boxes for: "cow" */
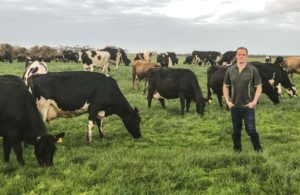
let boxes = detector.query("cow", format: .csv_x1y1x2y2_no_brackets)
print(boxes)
147,68,206,116
0,77,64,166
183,56,193,64
156,52,178,67
265,56,272,63
62,50,79,63
101,46,131,66
252,62,297,97
132,60,158,92
217,51,236,65
22,60,48,86
281,56,300,77
192,51,221,65
134,51,152,62
27,71,141,142
80,50,111,76
207,64,280,107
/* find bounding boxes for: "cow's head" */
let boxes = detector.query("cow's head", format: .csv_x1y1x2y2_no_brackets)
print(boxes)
34,133,65,166
286,85,298,97
81,52,92,65
122,107,141,139
196,97,206,116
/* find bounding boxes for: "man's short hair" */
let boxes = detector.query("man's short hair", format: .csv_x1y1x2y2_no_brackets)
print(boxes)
236,47,248,55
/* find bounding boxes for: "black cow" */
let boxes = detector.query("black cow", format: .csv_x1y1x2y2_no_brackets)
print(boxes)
28,71,141,142
252,62,297,97
63,50,79,63
207,64,280,107
217,51,236,65
147,68,206,116
102,46,131,66
0,77,64,166
156,52,178,67
183,56,193,64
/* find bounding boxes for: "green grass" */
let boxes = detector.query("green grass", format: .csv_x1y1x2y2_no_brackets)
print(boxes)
0,56,299,194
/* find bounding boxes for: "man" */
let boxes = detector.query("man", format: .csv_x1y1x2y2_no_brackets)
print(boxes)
223,47,263,152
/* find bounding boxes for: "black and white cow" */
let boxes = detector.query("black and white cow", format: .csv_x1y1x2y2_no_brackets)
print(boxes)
252,62,297,97
23,60,48,86
134,51,152,62
0,76,64,166
192,51,221,65
27,71,141,142
101,46,131,66
147,68,206,116
156,52,178,67
207,64,280,107
217,51,236,65
79,51,111,76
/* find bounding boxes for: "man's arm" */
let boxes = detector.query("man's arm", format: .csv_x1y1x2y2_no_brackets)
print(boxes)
223,84,234,108
246,85,262,108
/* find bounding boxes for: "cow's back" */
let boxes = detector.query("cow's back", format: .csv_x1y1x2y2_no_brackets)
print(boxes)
29,71,122,111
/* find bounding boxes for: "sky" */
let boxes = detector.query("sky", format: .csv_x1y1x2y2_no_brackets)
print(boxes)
0,0,300,55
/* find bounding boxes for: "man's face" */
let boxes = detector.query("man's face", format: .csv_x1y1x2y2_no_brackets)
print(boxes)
236,49,248,64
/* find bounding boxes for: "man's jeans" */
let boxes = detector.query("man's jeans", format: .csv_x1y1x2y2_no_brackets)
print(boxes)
230,107,262,152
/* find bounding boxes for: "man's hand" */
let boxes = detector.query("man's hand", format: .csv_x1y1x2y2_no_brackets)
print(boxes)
226,100,234,108
246,101,257,109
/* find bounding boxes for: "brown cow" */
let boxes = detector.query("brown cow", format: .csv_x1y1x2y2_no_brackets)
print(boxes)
132,60,158,92
282,57,300,77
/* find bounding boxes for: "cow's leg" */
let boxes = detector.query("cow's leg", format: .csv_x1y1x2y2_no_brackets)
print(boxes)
179,97,185,115
143,79,148,94
87,120,94,143
9,136,24,166
96,119,104,138
186,99,192,112
3,137,11,162
96,111,106,138
147,87,155,108
159,98,166,109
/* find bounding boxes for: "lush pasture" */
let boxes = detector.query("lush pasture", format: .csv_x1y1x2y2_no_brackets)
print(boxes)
0,56,299,194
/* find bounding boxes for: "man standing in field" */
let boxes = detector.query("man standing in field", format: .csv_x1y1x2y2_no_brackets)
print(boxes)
223,47,263,152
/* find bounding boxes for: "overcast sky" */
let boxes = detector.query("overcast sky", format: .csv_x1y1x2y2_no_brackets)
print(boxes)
1,0,300,55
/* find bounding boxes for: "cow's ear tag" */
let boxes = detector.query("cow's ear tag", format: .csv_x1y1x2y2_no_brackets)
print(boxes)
57,137,63,143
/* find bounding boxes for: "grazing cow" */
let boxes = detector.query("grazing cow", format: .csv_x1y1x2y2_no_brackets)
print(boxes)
207,64,280,107
217,51,236,65
252,62,297,97
22,60,48,86
101,46,131,66
157,52,178,67
281,56,300,77
265,56,272,63
183,55,193,64
192,51,221,65
27,71,141,142
134,51,152,62
132,60,158,92
147,68,206,116
80,51,111,76
0,78,64,166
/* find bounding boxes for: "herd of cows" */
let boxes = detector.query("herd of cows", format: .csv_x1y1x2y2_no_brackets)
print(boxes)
0,46,299,167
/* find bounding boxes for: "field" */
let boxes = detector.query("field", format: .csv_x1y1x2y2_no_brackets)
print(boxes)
0,55,299,194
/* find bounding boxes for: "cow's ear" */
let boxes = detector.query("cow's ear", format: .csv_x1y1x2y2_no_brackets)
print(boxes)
54,132,65,143
133,107,139,113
